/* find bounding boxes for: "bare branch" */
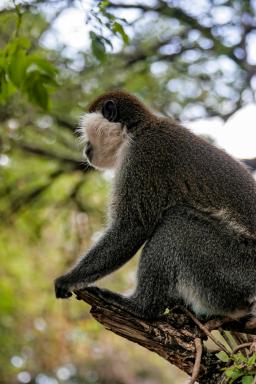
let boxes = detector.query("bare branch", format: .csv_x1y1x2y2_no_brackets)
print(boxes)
75,288,229,384
189,338,203,384
108,2,241,66
15,143,91,173
0,168,63,220
75,288,256,383
182,307,231,355
242,158,256,172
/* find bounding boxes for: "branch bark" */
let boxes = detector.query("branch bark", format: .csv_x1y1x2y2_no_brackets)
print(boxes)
108,1,242,67
242,158,256,172
75,289,256,383
17,143,91,173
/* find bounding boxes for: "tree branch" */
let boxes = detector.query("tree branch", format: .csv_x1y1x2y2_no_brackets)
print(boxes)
75,289,223,383
108,1,241,66
242,158,256,172
15,143,91,173
0,168,63,220
75,288,256,384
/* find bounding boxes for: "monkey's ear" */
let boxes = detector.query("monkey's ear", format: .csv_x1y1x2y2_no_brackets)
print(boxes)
102,100,117,122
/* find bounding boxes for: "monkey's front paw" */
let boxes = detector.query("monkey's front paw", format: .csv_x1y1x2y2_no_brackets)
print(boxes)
54,276,73,299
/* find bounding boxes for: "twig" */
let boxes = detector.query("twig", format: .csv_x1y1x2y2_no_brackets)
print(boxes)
0,169,63,220
12,0,22,37
205,317,238,331
232,342,252,355
188,338,203,384
182,307,231,356
16,142,90,173
231,332,249,357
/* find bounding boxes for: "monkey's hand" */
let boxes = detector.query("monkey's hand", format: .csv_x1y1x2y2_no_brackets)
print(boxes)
54,219,148,300
54,275,75,299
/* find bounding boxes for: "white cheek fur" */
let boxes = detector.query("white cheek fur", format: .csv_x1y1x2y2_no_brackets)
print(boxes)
77,112,99,143
79,112,122,141
78,111,129,170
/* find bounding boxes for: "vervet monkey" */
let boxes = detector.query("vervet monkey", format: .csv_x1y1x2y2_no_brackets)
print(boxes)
55,90,256,322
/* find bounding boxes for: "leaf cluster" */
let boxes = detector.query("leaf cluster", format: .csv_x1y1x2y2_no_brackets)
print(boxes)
220,352,256,383
0,36,58,109
89,0,129,62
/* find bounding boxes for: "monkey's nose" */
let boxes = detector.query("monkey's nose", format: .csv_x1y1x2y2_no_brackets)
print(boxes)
84,142,93,160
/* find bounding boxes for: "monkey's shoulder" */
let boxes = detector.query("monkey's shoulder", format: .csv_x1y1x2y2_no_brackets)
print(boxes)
135,119,253,178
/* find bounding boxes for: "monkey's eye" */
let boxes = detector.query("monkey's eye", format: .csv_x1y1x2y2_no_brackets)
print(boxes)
102,100,117,122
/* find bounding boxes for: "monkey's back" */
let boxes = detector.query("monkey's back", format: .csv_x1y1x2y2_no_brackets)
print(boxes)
132,118,256,238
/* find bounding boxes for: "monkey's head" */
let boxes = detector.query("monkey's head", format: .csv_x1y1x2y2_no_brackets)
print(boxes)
79,90,150,170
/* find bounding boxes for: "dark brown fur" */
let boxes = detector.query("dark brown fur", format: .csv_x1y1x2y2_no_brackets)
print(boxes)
89,90,156,130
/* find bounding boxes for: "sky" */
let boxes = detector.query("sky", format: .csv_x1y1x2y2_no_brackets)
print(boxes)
187,105,256,159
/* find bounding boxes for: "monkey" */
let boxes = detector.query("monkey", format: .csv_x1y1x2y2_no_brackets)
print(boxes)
54,90,256,322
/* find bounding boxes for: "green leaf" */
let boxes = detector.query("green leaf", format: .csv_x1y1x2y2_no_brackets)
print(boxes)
90,31,106,62
217,351,230,363
99,0,110,12
232,352,248,364
0,74,16,103
104,11,115,21
6,37,30,55
39,73,58,87
7,48,28,87
225,367,242,381
102,36,113,49
112,22,129,44
248,353,256,366
24,70,49,110
33,82,48,110
28,56,58,77
242,376,254,384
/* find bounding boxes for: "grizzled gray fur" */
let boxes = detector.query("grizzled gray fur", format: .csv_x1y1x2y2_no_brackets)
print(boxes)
55,90,256,321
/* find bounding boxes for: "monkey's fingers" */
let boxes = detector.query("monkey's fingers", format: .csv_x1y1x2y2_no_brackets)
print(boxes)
55,289,73,299
54,278,73,299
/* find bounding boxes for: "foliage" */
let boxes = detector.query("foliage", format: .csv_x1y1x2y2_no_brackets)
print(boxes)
88,0,129,62
0,4,58,109
0,0,256,383
221,352,256,384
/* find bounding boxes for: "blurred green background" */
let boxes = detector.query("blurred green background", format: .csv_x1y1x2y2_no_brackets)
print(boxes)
0,1,256,383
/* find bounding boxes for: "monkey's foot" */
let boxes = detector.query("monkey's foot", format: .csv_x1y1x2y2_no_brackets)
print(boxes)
81,287,162,321
83,286,127,308
81,287,140,316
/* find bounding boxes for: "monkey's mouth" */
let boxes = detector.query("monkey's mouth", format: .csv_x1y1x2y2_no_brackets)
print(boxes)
84,142,93,162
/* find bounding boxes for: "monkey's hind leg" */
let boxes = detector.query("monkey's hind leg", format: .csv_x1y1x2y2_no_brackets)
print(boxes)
84,274,168,321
